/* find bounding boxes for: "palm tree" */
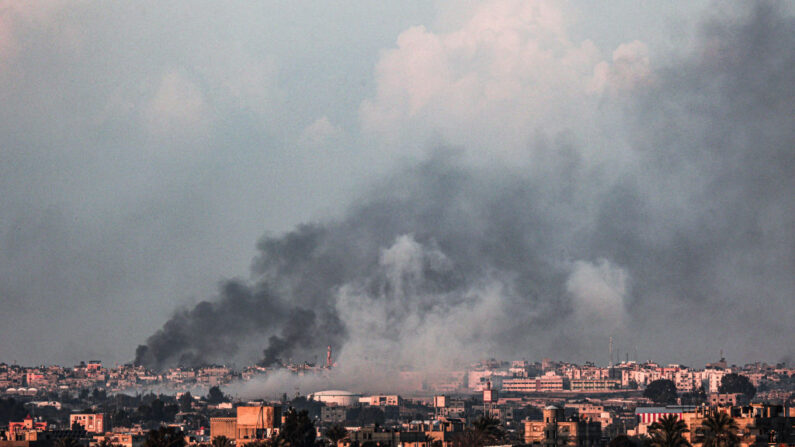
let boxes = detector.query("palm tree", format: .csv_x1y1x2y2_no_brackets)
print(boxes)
648,415,691,447
452,428,489,447
472,416,503,444
212,436,234,447
276,408,316,447
699,412,739,447
325,424,348,447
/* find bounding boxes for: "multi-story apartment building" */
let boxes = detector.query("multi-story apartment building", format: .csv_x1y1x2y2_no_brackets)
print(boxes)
70,413,108,434
569,379,621,392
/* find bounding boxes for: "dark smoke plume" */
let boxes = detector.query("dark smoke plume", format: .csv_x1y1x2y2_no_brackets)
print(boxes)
135,279,344,369
135,4,794,370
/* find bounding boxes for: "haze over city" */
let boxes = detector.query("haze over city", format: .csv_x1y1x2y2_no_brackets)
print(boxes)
0,0,793,373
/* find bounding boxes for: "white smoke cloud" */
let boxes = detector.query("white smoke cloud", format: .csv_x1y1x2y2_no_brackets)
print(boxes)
589,40,653,95
196,47,282,123
335,234,513,373
0,15,16,62
360,0,639,162
298,116,344,148
566,258,629,331
144,70,211,143
379,234,452,298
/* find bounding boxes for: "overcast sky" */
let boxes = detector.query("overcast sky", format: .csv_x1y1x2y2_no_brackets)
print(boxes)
1,1,792,369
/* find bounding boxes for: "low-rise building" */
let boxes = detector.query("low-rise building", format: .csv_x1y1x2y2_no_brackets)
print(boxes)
341,427,428,447
361,395,401,407
433,396,470,419
524,406,601,447
209,405,281,445
633,406,692,436
91,433,144,447
321,406,346,424
70,414,108,434
7,416,47,440
707,393,744,407
569,379,620,392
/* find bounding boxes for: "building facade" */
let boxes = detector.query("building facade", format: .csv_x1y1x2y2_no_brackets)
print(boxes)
524,406,601,447
69,414,107,434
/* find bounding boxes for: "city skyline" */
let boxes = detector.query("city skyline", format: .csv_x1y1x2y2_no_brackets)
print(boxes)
1,353,791,447
1,354,790,397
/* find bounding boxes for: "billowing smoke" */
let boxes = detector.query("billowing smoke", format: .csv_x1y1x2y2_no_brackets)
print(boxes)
134,280,343,369
135,3,794,371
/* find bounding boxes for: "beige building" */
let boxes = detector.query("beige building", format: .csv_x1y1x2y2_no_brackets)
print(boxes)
537,372,565,392
565,403,615,429
569,379,620,392
70,414,107,434
210,418,237,441
680,405,793,447
637,404,793,447
425,419,465,447
341,427,428,447
707,393,744,406
91,433,144,447
502,372,565,393
360,395,401,406
502,378,538,393
524,406,601,447
210,406,281,445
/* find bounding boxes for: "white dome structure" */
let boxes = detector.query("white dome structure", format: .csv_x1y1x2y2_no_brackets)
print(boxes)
307,390,360,406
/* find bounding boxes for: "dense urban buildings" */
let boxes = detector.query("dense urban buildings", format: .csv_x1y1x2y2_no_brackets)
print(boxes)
0,357,792,447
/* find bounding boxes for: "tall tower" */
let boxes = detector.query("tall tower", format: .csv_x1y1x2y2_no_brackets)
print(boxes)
326,346,333,369
483,380,498,418
609,337,613,368
542,405,565,447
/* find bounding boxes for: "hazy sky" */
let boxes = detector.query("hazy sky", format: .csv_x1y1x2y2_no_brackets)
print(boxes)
1,1,792,369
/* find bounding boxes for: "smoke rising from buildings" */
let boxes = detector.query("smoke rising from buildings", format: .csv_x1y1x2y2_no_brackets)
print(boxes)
136,2,794,372
0,2,787,369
